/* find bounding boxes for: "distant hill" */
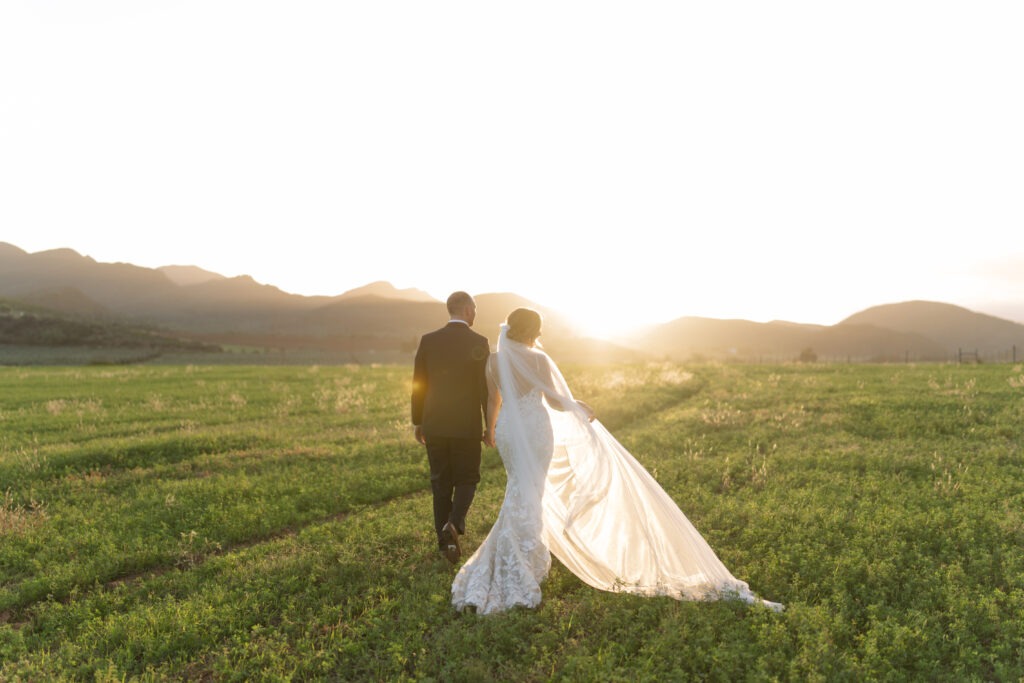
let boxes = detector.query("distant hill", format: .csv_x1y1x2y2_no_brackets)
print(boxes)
15,286,112,318
0,242,331,332
295,296,442,341
634,313,956,362
640,317,824,360
0,242,29,260
0,298,219,355
3,241,1022,364
0,243,643,362
0,243,181,316
158,265,227,286
839,301,1024,355
337,281,437,303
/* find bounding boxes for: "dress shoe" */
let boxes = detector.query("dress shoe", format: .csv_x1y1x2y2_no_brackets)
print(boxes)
442,521,462,564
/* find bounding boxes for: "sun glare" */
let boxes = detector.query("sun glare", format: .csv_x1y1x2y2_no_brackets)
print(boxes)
565,306,652,342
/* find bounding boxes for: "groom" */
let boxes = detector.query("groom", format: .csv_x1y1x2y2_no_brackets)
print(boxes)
411,291,490,564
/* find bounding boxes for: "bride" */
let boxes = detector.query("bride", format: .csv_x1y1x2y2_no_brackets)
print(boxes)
451,308,782,614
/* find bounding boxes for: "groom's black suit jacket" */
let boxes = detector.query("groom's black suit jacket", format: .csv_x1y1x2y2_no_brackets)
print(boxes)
411,322,490,439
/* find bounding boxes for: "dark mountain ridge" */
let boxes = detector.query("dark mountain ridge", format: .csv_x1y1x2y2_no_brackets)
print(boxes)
840,301,1024,355
158,265,227,286
2,242,1022,363
337,281,436,302
0,244,179,314
636,315,951,362
637,301,1024,362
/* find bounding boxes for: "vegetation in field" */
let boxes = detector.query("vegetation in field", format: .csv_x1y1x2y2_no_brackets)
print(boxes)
1,363,1022,680
0,300,220,355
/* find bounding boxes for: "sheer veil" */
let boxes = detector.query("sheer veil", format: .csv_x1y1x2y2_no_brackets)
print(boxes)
490,324,582,525
494,324,781,609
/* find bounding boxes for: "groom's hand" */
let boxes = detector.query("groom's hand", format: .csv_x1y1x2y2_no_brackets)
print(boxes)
414,425,426,445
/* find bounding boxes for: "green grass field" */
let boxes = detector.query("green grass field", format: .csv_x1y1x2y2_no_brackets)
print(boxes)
1,362,1022,681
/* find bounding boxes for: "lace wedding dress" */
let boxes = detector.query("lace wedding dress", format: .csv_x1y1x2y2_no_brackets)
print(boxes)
451,325,782,614
450,383,553,613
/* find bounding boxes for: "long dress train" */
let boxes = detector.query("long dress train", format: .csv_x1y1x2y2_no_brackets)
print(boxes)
451,325,782,614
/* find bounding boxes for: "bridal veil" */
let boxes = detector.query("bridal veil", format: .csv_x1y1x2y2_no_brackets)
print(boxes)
493,324,781,609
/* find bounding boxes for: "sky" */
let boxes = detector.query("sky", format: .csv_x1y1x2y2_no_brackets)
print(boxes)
2,1,1023,338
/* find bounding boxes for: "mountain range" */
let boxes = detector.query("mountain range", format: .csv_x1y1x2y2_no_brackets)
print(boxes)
2,241,1023,364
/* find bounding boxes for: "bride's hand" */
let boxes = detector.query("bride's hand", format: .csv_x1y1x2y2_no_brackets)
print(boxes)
577,400,596,422
483,429,496,448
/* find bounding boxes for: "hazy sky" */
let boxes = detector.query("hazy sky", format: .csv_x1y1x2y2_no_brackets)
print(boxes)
2,1,1022,337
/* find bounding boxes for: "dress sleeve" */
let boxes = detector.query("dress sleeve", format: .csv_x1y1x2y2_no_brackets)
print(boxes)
486,354,498,389
535,353,576,412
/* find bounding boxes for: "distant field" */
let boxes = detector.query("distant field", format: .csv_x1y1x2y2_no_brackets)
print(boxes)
1,363,1022,680
0,345,409,366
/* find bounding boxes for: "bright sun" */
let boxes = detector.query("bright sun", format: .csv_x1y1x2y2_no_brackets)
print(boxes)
561,304,653,342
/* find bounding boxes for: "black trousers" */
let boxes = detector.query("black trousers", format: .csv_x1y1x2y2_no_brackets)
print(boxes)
425,436,481,546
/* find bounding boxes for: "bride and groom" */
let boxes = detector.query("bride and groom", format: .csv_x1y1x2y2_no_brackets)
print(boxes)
411,292,782,614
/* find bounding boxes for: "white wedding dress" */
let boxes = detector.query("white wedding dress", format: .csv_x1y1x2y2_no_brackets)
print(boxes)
451,325,782,615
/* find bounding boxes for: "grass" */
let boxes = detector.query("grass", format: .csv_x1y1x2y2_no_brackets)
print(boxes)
1,362,1022,680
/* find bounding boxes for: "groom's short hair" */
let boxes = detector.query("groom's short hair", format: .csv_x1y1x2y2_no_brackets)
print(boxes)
447,291,474,315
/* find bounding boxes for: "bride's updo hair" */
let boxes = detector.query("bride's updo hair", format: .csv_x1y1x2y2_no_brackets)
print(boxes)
506,308,542,345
